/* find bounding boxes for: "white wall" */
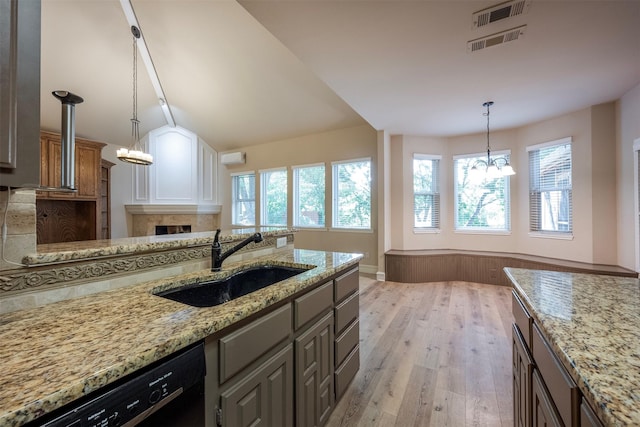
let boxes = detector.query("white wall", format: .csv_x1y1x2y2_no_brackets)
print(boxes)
616,83,640,270
388,103,622,266
102,142,133,239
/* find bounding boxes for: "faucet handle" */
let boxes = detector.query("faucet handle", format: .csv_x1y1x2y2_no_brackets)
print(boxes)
213,229,221,247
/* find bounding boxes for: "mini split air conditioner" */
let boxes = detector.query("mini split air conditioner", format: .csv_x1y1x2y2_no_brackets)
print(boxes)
220,152,246,165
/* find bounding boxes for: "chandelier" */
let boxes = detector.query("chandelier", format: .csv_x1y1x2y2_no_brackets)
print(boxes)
469,101,515,179
117,25,153,166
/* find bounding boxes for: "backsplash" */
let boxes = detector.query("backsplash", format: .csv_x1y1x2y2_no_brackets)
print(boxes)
0,232,293,315
0,189,36,271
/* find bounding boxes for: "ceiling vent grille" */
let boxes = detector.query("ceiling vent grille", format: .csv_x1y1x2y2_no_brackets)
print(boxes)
467,25,526,52
472,0,530,29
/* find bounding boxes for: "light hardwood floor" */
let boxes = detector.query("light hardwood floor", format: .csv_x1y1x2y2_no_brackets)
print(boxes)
328,277,514,427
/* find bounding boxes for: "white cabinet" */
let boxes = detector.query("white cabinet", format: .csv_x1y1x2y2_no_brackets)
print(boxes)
133,125,218,205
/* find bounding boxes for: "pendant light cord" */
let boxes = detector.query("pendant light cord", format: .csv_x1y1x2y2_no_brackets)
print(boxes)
131,27,140,148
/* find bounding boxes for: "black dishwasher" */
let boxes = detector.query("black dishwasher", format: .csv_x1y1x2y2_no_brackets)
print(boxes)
31,342,206,427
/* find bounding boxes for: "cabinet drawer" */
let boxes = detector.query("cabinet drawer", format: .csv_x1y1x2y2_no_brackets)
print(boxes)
335,291,359,335
532,324,580,427
335,268,359,303
335,345,359,400
336,319,359,367
219,304,292,383
512,291,532,348
294,280,333,330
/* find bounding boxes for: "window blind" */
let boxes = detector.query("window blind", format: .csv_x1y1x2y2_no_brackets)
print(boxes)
232,173,255,226
527,138,572,233
413,154,441,229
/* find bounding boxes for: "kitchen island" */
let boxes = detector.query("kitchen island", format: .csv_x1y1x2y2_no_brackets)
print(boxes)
0,247,361,426
506,267,640,426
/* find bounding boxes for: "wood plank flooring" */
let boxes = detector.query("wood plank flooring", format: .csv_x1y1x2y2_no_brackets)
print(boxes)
328,277,513,427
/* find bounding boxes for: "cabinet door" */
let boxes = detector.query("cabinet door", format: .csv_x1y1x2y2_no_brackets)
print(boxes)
75,142,101,198
513,325,533,427
532,370,563,427
219,344,293,427
296,312,334,427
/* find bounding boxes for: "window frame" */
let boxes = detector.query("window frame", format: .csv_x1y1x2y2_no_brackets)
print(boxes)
413,154,441,233
527,137,573,239
292,162,326,230
331,157,372,232
259,167,288,227
231,172,256,227
453,150,512,234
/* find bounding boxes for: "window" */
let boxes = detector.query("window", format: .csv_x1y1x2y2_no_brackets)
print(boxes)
528,137,572,234
231,173,255,226
293,164,325,228
260,168,287,226
332,159,371,230
413,154,441,230
454,151,511,232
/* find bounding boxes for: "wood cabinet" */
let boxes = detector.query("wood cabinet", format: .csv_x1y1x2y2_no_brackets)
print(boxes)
36,131,108,244
512,291,603,427
100,160,114,239
205,266,360,427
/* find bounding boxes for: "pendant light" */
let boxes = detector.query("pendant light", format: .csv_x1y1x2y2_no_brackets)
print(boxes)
117,25,153,165
469,101,515,179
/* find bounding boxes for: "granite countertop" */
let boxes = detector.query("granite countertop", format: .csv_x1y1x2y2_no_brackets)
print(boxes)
0,249,361,427
505,267,640,426
22,227,294,266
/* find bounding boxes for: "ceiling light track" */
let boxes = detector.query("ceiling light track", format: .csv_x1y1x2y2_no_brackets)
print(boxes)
119,0,175,128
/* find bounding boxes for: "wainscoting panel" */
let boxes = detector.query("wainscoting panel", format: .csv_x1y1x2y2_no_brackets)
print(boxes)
385,251,637,285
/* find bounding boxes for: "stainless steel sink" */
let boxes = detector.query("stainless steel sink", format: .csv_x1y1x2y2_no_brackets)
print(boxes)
154,265,309,307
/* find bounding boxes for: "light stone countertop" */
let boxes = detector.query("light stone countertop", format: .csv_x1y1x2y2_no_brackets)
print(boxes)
0,249,361,427
22,227,294,266
505,267,640,427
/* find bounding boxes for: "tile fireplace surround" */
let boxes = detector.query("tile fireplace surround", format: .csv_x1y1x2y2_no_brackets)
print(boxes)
125,204,221,237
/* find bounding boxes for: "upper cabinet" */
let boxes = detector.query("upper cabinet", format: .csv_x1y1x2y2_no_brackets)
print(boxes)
132,126,218,205
0,0,41,187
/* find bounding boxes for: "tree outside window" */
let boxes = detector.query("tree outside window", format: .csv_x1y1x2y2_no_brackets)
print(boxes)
293,164,325,228
332,159,371,230
261,169,287,226
454,153,511,231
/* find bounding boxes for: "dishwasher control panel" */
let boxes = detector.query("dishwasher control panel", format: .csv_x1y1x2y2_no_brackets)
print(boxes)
33,343,205,427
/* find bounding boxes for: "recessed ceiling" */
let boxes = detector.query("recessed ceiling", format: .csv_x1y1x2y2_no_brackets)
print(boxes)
40,0,640,152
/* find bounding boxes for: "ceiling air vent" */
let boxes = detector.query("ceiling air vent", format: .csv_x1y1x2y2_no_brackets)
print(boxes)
472,0,530,29
467,25,526,53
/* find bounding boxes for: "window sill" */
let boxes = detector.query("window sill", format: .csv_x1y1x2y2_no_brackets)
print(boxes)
414,228,440,234
454,229,512,236
529,231,574,240
329,227,374,233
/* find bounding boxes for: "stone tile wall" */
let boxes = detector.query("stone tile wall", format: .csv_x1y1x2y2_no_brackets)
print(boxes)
0,189,36,271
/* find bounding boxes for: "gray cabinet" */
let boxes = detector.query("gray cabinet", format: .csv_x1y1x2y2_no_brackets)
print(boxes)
295,312,334,427
532,370,563,427
219,344,294,427
1,0,41,187
513,325,533,427
513,291,601,427
205,266,360,427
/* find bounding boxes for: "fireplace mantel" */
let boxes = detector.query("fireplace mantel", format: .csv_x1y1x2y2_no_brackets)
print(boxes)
125,204,221,215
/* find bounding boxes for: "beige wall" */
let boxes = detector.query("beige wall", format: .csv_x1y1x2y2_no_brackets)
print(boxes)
388,102,625,266
218,124,379,271
616,83,640,270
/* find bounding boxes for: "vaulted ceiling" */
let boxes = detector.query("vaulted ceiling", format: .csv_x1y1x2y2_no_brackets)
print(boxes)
40,0,640,152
